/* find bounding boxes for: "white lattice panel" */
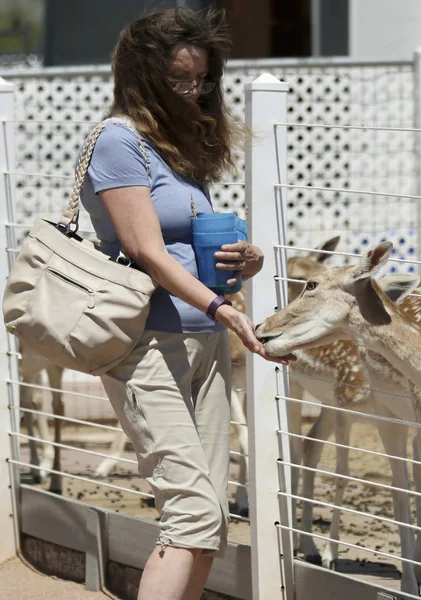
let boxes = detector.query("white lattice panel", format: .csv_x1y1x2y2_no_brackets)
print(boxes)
2,59,418,269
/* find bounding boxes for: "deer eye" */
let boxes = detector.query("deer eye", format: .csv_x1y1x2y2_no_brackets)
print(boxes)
305,281,318,291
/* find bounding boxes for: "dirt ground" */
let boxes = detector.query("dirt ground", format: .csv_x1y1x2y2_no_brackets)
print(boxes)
0,556,111,600
18,406,417,595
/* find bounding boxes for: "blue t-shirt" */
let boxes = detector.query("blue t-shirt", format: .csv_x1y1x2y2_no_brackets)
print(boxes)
80,121,225,334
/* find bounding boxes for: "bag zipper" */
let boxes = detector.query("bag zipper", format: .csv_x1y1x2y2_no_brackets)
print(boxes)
46,268,95,308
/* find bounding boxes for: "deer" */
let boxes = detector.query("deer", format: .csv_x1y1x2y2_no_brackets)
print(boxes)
19,343,64,494
257,241,421,595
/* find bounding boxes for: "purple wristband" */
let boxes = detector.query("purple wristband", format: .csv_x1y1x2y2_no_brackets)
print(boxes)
206,295,233,322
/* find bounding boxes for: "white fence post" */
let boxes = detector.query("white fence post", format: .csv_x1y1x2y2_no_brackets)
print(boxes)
0,76,18,563
245,73,293,600
414,46,421,267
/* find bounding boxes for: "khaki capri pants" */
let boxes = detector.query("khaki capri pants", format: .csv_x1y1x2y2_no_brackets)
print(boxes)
101,329,232,556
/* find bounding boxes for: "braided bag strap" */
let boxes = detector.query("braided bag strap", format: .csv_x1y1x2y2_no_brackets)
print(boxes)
59,117,149,227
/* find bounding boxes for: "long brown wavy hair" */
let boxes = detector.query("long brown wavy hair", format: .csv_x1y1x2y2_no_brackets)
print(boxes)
107,8,240,185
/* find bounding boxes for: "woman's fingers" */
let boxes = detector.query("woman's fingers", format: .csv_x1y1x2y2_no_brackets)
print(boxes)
214,252,245,263
214,241,250,264
219,241,249,254
257,346,297,365
215,261,245,271
226,276,242,285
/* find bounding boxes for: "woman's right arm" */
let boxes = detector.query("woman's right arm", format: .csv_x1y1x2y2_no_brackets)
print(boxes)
99,185,262,353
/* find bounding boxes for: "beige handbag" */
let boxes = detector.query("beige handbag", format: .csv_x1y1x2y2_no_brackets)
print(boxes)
3,118,158,375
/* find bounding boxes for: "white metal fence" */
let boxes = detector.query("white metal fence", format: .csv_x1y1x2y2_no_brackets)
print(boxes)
243,53,421,600
2,51,421,599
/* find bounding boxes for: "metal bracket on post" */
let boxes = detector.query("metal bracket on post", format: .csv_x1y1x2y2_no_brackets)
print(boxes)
85,508,108,591
245,73,293,600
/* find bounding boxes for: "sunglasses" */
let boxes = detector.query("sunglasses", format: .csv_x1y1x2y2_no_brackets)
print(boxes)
170,78,216,96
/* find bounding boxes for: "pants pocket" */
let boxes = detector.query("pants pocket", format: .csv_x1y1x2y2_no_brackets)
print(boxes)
125,386,155,456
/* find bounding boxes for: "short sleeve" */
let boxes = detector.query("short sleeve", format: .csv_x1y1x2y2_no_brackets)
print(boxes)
87,123,149,193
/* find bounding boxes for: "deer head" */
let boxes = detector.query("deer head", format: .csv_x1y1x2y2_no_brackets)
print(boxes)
256,241,420,357
287,235,340,302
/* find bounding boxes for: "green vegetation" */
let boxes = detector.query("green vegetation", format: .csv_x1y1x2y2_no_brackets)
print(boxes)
0,13,42,54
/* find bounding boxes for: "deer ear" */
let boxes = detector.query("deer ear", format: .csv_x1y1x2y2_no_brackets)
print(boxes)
307,235,340,263
351,241,393,281
377,274,421,303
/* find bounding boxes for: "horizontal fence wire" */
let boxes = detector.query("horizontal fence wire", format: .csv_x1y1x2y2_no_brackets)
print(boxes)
280,459,421,499
13,410,247,463
7,459,154,499
274,244,421,267
278,429,421,469
277,274,421,298
11,432,138,466
278,369,421,408
278,490,421,533
18,114,417,133
274,182,421,202
16,406,123,432
274,121,421,133
9,461,250,523
11,431,249,482
5,170,73,179
276,393,421,430
11,391,247,434
7,378,110,402
275,523,421,572
5,222,96,235
5,119,100,125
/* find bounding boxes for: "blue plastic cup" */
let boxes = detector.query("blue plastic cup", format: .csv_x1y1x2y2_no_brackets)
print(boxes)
193,230,242,294
192,213,236,233
192,213,247,295
235,217,248,241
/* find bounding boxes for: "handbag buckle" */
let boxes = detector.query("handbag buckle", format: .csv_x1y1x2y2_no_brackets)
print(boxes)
56,221,79,235
116,255,134,268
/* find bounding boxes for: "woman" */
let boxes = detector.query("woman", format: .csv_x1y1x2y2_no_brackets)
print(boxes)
81,8,294,600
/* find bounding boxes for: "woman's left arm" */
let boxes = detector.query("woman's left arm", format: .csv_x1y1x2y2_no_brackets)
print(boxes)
214,241,264,285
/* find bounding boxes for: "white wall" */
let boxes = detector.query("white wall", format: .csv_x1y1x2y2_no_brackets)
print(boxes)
349,0,421,58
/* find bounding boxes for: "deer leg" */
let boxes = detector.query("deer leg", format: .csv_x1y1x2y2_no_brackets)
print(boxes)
411,416,421,584
21,381,43,483
31,384,54,481
322,411,352,570
288,377,304,553
300,406,336,564
93,429,128,478
377,419,417,595
230,385,249,516
48,366,64,495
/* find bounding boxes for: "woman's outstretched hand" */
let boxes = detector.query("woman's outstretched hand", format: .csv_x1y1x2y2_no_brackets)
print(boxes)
215,304,296,365
256,345,297,365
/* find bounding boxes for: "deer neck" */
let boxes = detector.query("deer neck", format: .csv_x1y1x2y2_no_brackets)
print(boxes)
351,311,421,389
